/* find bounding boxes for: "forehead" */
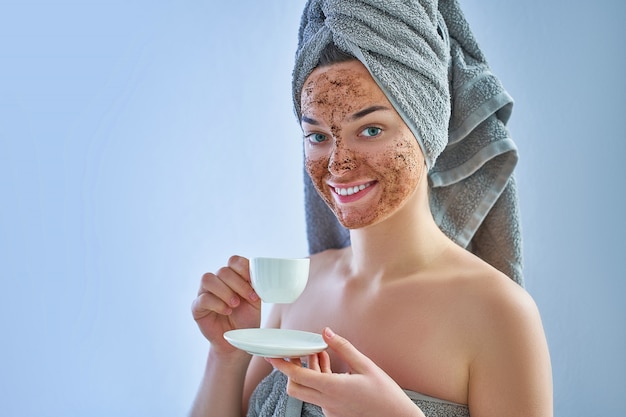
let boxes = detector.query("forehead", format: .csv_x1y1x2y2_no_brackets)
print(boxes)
300,60,391,117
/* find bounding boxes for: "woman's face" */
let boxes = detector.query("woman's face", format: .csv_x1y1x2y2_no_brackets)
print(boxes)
301,60,426,229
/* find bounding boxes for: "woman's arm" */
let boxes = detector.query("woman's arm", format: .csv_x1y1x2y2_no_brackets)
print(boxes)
189,255,266,417
190,349,252,417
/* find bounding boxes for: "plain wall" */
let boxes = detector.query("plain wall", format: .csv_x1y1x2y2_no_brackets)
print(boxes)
0,1,624,415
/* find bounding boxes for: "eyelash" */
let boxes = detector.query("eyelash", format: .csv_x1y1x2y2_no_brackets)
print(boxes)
305,127,383,144
360,127,382,137
305,133,327,144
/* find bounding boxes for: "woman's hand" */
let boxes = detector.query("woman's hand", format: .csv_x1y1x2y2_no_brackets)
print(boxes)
191,255,262,357
268,328,425,417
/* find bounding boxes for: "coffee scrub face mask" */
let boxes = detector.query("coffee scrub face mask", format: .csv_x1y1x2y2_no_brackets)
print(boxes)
301,60,426,230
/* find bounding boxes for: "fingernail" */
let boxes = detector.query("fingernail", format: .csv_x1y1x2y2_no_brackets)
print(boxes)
249,292,259,302
230,296,240,307
324,327,335,338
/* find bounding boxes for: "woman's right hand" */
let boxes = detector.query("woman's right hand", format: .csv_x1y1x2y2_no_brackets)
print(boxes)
191,255,262,357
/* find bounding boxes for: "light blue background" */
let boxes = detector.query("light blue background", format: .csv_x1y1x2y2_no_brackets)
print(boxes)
0,1,624,415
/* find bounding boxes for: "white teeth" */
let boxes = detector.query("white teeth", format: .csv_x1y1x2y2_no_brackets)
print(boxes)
334,183,371,196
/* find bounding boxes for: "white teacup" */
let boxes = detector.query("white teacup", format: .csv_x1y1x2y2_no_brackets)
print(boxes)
249,257,310,303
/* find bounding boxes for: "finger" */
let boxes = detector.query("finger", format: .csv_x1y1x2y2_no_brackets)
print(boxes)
290,357,303,367
323,327,370,374
217,265,259,304
307,353,321,372
227,255,251,282
318,350,332,374
191,292,232,319
269,356,334,395
286,375,325,407
268,358,326,404
198,272,242,309
267,357,300,375
266,356,303,371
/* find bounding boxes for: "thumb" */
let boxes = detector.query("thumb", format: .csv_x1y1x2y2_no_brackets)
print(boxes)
323,327,370,374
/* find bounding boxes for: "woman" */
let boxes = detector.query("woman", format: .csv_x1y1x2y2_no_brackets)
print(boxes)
190,1,552,416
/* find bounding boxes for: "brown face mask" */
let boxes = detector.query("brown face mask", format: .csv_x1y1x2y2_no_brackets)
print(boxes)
301,60,426,229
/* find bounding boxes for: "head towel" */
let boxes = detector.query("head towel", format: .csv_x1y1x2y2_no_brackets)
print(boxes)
295,0,523,285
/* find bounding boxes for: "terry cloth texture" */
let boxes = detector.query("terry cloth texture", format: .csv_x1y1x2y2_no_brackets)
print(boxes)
294,0,523,285
247,368,471,417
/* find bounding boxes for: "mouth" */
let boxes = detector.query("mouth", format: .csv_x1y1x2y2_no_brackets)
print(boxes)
331,181,375,197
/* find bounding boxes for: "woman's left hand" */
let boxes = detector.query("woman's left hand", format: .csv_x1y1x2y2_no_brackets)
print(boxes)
267,327,425,417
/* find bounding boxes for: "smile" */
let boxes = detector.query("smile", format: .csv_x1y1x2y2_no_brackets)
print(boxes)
333,182,373,196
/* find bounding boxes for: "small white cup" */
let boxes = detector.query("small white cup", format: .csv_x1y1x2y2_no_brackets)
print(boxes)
249,257,310,303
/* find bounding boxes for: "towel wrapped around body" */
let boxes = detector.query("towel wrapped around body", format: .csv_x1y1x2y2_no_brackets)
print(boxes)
248,369,471,417
295,0,523,285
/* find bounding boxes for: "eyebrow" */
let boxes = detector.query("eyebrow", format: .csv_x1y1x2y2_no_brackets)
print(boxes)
349,105,391,121
301,115,319,125
301,105,391,125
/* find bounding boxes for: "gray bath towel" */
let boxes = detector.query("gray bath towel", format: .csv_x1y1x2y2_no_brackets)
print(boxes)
294,0,523,285
248,369,470,417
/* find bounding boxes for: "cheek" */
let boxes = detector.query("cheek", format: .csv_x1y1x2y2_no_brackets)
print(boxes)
394,148,421,178
375,138,424,196
394,136,423,174
305,156,328,185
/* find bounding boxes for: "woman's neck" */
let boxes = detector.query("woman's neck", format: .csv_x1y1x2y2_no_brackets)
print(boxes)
345,187,453,281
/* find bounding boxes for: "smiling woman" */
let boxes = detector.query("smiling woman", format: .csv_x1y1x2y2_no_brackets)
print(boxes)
189,1,553,416
2,0,623,415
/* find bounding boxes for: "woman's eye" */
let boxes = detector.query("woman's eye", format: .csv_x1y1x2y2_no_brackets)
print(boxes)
361,127,382,137
306,133,327,143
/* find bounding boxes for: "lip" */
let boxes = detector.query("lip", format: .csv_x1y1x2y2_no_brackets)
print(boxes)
328,181,376,203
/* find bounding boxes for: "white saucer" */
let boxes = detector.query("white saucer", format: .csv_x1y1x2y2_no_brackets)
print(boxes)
223,328,327,358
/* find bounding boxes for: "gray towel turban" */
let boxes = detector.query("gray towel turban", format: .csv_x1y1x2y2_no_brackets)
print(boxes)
294,0,523,285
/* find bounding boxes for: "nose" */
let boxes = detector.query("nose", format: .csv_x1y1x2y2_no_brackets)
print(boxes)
328,141,357,176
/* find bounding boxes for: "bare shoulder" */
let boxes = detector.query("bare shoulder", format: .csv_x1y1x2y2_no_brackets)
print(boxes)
450,251,552,416
466,263,541,342
446,252,543,352
444,246,539,324
469,268,536,322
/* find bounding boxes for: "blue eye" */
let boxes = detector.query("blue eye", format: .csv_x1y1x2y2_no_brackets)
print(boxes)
361,127,382,137
306,133,327,143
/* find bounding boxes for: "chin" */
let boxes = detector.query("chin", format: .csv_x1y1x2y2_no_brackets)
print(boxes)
317,194,388,230
335,209,390,230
